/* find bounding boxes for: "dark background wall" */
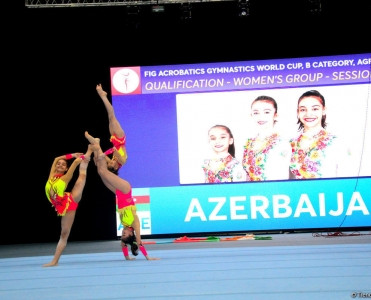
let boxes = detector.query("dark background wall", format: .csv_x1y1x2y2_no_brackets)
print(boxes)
4,0,369,245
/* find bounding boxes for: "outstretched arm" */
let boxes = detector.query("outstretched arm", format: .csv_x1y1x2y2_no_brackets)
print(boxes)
61,157,82,186
49,153,83,180
139,244,160,261
121,243,136,261
132,213,160,260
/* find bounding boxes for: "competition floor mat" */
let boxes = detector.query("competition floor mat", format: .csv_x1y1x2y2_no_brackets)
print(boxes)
1,231,370,299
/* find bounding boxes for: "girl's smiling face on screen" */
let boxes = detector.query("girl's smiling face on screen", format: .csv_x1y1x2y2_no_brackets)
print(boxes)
297,96,325,131
251,100,277,130
208,126,233,155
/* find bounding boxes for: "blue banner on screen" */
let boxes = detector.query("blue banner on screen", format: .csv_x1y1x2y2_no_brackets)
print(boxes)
111,53,371,236
149,178,370,234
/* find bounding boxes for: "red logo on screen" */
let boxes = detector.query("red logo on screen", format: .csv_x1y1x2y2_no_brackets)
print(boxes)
110,67,141,95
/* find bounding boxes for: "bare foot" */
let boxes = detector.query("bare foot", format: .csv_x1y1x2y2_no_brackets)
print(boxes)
85,131,100,145
43,262,58,267
96,84,107,98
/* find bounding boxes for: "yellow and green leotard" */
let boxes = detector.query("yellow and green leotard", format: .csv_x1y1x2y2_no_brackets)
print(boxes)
116,188,135,227
110,134,128,168
45,174,77,216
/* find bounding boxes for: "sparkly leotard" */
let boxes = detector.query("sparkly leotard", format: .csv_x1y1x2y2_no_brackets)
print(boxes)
45,174,78,216
110,134,128,168
116,188,136,227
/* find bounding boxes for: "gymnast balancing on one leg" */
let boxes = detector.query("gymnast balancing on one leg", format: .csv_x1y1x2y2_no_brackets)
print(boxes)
85,131,159,261
96,83,128,174
43,144,93,267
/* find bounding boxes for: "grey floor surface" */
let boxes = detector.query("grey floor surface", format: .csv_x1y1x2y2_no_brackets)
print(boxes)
1,231,370,300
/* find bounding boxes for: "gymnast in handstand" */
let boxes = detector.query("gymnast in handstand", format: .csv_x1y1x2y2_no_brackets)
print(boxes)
85,131,159,261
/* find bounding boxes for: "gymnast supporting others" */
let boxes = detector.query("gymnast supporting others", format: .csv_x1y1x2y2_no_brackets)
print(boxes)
43,145,92,267
85,131,159,261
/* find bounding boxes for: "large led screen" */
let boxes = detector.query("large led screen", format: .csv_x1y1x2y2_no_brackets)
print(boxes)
111,53,371,236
